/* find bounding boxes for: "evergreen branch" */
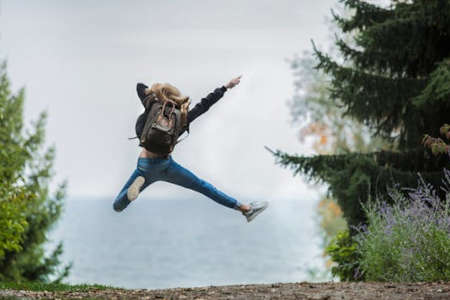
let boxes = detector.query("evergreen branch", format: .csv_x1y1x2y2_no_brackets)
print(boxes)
333,0,393,33
413,59,450,107
314,51,426,145
266,147,445,228
0,61,68,282
357,13,450,77
333,1,450,77
335,37,408,76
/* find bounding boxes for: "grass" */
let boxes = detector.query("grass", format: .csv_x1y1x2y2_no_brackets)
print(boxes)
0,281,121,292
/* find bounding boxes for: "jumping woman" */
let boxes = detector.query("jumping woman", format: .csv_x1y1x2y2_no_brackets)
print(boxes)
113,75,268,222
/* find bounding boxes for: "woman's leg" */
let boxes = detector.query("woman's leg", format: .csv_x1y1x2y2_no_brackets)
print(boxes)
113,168,155,212
161,157,243,211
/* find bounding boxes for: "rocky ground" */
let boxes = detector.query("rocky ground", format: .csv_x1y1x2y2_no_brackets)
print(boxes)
0,281,449,300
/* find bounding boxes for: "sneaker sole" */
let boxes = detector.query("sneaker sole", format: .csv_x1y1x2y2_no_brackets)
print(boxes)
127,176,145,201
246,202,269,222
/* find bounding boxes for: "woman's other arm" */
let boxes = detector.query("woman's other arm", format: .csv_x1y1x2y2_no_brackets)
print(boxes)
136,83,151,106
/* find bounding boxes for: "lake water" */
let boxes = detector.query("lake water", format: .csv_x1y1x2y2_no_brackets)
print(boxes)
46,196,323,289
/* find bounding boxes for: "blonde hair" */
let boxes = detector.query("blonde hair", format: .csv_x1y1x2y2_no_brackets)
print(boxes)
147,82,190,128
148,82,189,106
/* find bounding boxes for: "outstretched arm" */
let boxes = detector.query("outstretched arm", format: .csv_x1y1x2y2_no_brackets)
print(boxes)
186,75,242,124
186,86,227,124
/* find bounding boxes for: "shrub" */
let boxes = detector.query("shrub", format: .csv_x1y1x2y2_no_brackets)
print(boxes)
0,62,70,282
355,170,450,282
325,230,362,281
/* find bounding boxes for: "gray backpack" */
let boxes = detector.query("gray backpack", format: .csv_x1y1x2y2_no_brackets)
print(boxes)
139,94,188,155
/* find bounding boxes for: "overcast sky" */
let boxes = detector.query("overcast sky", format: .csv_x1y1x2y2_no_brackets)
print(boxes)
1,0,337,204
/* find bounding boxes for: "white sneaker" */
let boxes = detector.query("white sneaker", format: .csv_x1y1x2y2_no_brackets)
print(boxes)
242,201,269,222
127,176,145,201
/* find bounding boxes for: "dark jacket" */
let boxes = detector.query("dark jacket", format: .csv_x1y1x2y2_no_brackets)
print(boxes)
135,83,228,139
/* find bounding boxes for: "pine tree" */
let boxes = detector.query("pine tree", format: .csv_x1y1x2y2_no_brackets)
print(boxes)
268,0,450,230
286,13,390,278
0,62,71,282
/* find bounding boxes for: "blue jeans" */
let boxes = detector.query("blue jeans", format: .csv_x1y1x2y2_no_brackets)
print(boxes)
113,155,242,212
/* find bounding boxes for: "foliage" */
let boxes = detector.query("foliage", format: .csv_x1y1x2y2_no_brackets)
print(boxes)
317,197,347,247
0,191,29,259
286,9,391,276
413,59,450,108
423,124,450,156
269,0,450,230
0,63,32,259
325,230,361,281
0,62,70,282
287,18,388,156
267,146,446,230
355,170,450,281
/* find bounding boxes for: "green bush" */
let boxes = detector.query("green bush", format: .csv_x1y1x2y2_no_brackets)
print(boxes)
0,62,70,282
0,189,29,259
325,230,361,281
355,173,450,282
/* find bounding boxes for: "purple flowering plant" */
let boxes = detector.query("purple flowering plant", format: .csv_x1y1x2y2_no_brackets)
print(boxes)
353,168,450,282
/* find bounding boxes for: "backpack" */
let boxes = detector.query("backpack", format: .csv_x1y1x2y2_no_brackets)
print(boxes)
138,93,189,155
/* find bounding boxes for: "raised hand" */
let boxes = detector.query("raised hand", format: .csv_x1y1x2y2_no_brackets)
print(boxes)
225,75,242,89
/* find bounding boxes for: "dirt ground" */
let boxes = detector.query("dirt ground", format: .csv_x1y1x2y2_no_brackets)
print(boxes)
0,281,449,300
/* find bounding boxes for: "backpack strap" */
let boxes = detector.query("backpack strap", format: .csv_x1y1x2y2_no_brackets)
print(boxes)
161,99,177,116
142,92,159,110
